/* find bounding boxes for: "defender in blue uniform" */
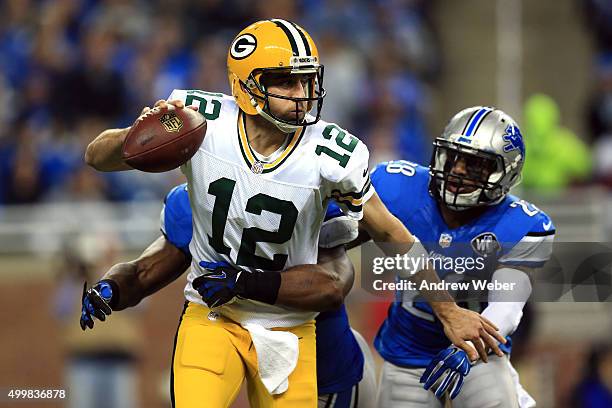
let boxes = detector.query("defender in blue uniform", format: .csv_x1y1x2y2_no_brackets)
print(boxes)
161,183,377,408
371,107,554,407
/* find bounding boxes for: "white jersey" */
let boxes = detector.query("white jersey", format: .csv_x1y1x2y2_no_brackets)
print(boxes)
167,89,373,328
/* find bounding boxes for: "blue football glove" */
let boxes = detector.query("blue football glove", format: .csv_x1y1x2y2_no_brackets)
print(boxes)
420,346,471,400
192,261,245,308
80,280,115,330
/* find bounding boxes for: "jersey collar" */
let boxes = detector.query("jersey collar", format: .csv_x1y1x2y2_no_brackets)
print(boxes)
237,111,304,174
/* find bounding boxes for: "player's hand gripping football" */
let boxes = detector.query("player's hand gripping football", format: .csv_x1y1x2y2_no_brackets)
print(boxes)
438,305,506,362
192,261,246,308
139,99,198,117
80,281,116,330
420,346,471,400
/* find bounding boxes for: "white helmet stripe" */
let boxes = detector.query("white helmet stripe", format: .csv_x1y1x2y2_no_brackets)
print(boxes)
271,18,307,56
288,21,311,55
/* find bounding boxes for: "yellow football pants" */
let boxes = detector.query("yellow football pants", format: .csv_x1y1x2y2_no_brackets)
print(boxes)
171,302,317,408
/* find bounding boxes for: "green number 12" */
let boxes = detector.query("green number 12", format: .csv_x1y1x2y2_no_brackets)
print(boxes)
207,177,298,271
315,124,358,168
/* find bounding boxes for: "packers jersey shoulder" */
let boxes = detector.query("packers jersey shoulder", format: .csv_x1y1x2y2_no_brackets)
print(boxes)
301,118,372,219
167,89,236,121
302,118,369,182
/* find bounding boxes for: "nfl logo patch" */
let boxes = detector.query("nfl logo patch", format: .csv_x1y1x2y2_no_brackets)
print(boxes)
159,112,184,133
251,160,264,174
439,233,452,248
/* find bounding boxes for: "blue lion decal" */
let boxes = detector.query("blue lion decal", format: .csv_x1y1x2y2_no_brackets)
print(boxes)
502,125,525,156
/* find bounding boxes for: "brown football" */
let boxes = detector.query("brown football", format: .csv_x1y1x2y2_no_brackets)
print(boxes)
122,106,206,172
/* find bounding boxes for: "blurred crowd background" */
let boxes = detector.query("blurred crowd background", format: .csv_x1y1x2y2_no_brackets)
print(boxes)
0,0,447,205
2,0,612,204
1,0,612,407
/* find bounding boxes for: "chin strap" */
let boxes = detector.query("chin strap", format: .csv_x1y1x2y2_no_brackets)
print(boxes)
442,186,483,211
249,95,301,133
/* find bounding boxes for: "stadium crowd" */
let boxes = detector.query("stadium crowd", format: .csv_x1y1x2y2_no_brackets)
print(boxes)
0,0,440,205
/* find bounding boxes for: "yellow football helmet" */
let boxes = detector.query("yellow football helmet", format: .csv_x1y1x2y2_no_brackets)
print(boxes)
227,19,325,132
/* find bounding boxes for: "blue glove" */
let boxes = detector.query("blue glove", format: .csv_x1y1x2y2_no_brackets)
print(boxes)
192,261,245,308
420,346,471,399
80,280,115,330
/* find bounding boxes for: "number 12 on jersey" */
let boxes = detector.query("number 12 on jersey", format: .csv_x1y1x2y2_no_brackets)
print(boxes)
207,177,298,271
315,124,357,168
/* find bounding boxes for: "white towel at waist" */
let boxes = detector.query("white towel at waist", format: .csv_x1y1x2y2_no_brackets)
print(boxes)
243,322,299,395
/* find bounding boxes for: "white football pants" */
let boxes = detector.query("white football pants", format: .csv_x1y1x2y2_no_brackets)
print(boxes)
376,354,532,408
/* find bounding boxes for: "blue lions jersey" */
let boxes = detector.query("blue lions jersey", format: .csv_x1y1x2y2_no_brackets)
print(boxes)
371,161,556,368
160,184,364,393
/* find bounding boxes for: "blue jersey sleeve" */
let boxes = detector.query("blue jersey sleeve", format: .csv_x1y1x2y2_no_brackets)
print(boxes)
497,197,556,268
524,211,556,237
160,183,193,254
370,160,430,220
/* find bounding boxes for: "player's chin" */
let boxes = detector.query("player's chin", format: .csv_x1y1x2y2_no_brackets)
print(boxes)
277,109,305,123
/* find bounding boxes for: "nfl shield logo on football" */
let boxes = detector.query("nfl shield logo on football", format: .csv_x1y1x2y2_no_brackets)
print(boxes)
159,112,184,133
439,233,453,248
251,160,264,174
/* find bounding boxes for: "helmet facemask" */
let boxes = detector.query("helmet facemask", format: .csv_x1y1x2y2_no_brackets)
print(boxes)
243,65,325,133
429,139,509,210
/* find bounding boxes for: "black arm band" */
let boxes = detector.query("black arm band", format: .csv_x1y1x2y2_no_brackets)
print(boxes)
238,271,282,305
99,279,120,310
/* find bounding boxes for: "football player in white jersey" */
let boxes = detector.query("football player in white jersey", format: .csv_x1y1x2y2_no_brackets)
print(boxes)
84,19,504,407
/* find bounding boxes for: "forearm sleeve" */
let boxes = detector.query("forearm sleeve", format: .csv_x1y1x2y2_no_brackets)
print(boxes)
481,267,532,337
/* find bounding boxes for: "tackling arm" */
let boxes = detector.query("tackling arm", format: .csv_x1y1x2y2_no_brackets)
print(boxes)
194,246,354,312
102,236,191,310
194,211,357,312
358,192,506,361
80,236,191,330
84,238,353,330
275,245,354,311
